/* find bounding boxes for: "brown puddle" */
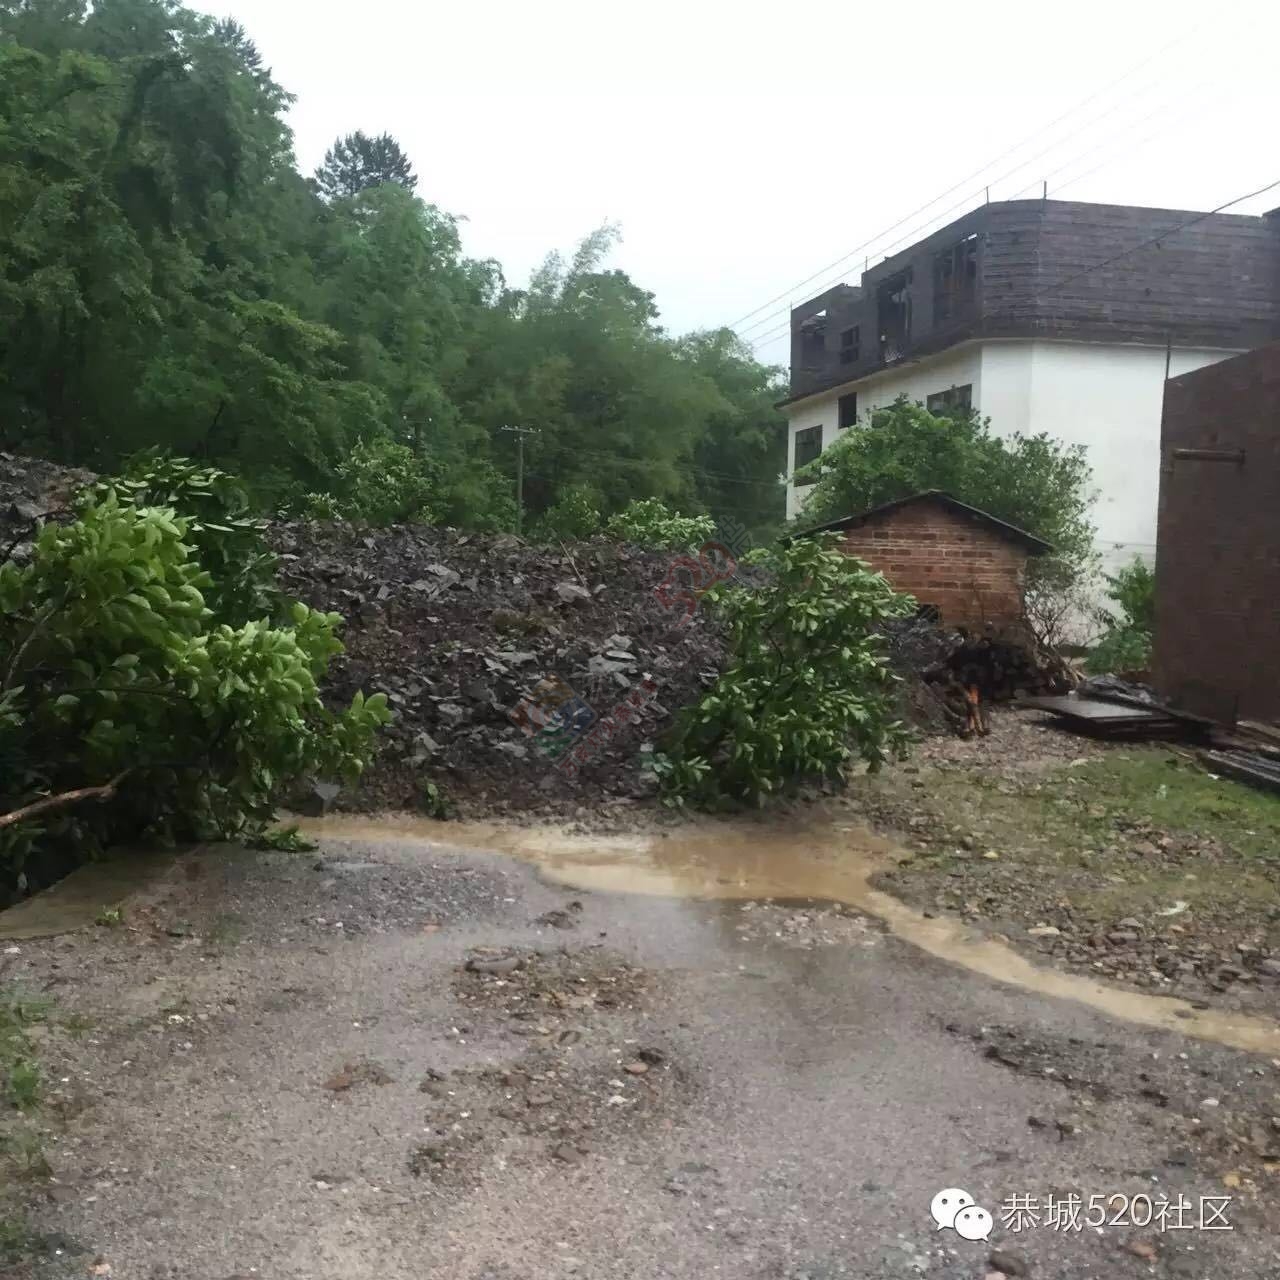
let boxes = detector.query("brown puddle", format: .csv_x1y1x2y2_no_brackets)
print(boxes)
0,850,172,940
300,812,1280,1058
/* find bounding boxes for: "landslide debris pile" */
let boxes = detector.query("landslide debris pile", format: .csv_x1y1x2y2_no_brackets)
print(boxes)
269,521,729,814
2,453,972,819
0,450,94,549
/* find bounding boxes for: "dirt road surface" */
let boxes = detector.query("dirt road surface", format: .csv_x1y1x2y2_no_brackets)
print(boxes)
5,816,1280,1279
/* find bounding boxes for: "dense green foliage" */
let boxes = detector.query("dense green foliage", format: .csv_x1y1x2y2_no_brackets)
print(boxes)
80,450,278,623
529,484,603,543
1086,557,1155,674
796,398,1095,568
0,469,388,898
603,498,717,550
314,130,416,201
0,0,785,534
654,536,913,807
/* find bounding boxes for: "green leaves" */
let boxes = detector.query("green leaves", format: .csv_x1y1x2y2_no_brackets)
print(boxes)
655,535,913,808
1086,556,1155,675
0,489,387,897
797,396,1095,572
529,484,603,543
604,499,716,550
84,451,278,625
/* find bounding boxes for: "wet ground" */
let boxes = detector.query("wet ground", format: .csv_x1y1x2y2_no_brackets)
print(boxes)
842,711,1280,1019
4,816,1280,1279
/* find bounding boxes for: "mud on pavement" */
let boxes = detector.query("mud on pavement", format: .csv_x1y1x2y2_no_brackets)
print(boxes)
3,819,1280,1279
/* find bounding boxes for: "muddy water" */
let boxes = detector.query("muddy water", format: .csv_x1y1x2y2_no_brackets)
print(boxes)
307,813,1280,1056
0,850,172,940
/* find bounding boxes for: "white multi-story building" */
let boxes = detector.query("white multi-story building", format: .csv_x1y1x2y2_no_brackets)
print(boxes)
782,199,1280,576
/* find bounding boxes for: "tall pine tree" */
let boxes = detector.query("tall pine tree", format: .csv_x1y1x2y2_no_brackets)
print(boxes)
313,131,417,200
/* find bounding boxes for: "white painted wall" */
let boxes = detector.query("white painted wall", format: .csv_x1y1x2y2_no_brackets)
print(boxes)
1013,341,1236,576
785,339,1239,576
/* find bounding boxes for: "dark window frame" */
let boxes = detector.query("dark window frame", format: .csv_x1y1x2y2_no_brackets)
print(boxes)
932,233,978,326
838,393,858,429
793,425,823,484
799,312,828,368
877,268,913,364
838,325,860,365
926,384,974,417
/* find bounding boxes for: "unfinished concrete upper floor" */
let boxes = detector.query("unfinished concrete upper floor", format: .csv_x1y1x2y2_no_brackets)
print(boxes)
786,199,1280,404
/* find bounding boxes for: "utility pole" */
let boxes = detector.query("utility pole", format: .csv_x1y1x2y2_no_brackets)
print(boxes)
500,424,538,535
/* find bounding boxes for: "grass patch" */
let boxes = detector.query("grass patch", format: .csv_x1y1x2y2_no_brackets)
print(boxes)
1054,750,1280,855
0,991,51,1267
246,823,318,853
897,745,1280,923
0,1214,42,1264
0,995,47,1115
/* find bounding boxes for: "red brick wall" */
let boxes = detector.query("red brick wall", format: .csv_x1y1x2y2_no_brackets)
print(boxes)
1153,342,1280,725
836,501,1031,629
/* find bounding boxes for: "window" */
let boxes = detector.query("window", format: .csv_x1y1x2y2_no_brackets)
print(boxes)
799,312,826,367
839,325,860,365
838,393,858,429
927,384,973,417
793,425,822,484
877,269,912,363
933,234,978,325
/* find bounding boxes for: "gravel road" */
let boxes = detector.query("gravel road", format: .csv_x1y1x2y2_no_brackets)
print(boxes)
4,818,1279,1280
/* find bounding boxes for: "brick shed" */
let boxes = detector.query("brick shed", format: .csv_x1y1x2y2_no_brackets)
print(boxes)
1153,341,1280,726
799,491,1052,629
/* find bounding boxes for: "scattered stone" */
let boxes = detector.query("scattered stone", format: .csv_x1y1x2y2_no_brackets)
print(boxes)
1026,925,1060,938
1123,1238,1157,1261
537,908,577,930
465,953,522,976
987,1248,1029,1277
322,1060,393,1092
408,1141,447,1176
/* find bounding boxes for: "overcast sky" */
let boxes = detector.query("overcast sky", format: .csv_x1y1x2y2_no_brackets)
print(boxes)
234,0,1278,367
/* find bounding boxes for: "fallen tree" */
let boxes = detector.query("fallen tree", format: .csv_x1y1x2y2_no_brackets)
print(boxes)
0,461,388,902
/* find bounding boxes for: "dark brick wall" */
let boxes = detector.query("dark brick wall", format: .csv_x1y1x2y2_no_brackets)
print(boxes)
788,199,1280,402
1152,341,1280,724
837,501,1030,629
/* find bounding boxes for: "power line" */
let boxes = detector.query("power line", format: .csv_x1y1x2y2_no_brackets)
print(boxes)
1005,74,1223,204
745,173,1280,369
1042,175,1280,296
724,24,1203,337
737,70,1208,347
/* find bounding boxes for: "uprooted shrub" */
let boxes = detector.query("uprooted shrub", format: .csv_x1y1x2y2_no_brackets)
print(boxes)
653,534,914,807
79,449,278,626
0,491,388,900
